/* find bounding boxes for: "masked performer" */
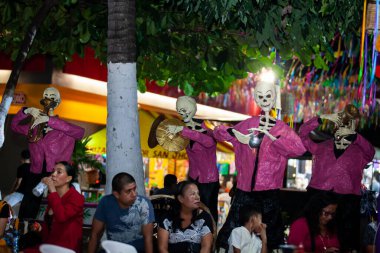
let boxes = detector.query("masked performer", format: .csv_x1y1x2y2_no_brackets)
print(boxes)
11,87,84,219
214,81,306,251
299,105,375,252
167,96,219,223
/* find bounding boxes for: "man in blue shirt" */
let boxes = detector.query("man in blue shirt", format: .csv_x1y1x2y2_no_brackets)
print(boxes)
88,172,155,253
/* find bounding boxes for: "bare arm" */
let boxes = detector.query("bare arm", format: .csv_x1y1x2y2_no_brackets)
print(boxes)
88,219,105,253
11,178,22,193
200,233,213,253
157,227,169,253
0,218,7,238
142,223,154,253
233,247,241,253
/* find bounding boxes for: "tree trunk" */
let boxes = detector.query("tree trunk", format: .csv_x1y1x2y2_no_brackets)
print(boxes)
107,0,144,195
0,0,58,148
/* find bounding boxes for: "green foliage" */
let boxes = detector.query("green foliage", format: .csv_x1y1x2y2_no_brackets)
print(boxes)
0,0,362,95
72,137,103,173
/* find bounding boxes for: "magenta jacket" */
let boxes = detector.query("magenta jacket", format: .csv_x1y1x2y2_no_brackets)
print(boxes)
181,123,219,184
213,117,306,192
11,108,85,174
299,117,375,195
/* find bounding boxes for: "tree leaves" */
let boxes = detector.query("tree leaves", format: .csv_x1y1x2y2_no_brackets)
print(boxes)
0,0,363,96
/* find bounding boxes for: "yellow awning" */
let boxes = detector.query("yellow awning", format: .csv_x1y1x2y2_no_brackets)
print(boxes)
86,110,189,159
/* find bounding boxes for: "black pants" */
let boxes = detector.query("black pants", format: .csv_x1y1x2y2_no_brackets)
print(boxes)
307,187,361,252
19,169,51,220
216,189,284,251
189,178,220,224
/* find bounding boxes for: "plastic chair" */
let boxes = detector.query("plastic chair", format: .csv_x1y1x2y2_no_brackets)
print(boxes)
101,240,138,253
39,244,75,253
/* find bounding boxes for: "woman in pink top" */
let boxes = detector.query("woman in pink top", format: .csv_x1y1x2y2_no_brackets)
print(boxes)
288,192,340,253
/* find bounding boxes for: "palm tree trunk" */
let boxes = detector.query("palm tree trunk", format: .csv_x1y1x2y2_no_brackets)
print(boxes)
0,0,58,148
107,0,144,195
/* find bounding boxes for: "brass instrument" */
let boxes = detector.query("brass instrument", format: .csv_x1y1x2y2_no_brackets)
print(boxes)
27,98,57,143
156,119,189,152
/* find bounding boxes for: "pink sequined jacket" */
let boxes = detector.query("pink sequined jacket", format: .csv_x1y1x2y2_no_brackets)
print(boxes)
11,108,85,174
299,116,375,195
213,116,306,192
181,123,219,184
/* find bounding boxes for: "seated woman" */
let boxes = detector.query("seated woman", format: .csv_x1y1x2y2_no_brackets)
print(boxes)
157,181,213,253
25,161,84,253
288,192,340,253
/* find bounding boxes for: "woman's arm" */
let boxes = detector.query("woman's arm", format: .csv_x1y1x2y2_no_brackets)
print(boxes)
233,247,241,253
200,233,213,253
0,218,7,238
142,223,154,253
157,227,169,253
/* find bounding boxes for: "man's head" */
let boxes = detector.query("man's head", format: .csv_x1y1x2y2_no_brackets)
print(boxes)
164,174,177,189
239,205,262,233
112,172,137,208
176,96,197,123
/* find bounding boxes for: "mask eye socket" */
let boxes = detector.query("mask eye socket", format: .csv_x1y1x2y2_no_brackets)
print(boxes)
266,94,271,98
258,95,263,99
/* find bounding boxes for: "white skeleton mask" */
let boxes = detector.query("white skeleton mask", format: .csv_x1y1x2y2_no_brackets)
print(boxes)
254,81,276,112
176,96,197,123
334,135,352,150
42,87,61,110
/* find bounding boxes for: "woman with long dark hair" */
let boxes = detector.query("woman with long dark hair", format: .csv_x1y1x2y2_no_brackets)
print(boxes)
288,192,340,253
157,181,213,253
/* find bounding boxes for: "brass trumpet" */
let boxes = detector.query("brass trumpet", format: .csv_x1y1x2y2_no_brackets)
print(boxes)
27,98,57,143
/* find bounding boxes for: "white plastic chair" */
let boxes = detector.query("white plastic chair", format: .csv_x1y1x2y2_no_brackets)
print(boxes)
39,244,75,253
101,240,138,253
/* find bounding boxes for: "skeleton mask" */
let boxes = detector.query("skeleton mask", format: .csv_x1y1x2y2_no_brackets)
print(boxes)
334,136,352,150
176,96,197,123
254,81,276,112
41,87,61,110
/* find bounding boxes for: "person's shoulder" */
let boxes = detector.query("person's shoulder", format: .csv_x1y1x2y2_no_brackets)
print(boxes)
98,194,116,206
68,187,85,202
290,217,308,229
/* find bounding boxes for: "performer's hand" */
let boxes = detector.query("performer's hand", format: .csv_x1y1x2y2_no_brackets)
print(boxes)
41,177,56,193
31,115,49,129
325,247,339,253
335,127,355,137
232,129,251,144
24,107,42,119
320,113,341,126
167,125,183,134
256,223,267,241
248,128,277,141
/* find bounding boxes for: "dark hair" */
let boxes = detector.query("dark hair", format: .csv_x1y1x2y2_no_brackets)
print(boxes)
239,205,261,226
301,192,338,252
164,174,177,188
55,161,76,185
112,172,136,193
21,149,30,160
172,181,198,230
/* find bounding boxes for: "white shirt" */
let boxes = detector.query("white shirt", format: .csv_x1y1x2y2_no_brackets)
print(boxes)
228,226,262,253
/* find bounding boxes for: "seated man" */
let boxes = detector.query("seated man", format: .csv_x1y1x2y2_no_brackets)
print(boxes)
88,173,154,253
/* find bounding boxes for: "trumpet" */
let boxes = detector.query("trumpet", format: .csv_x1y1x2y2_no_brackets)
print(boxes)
27,98,57,143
